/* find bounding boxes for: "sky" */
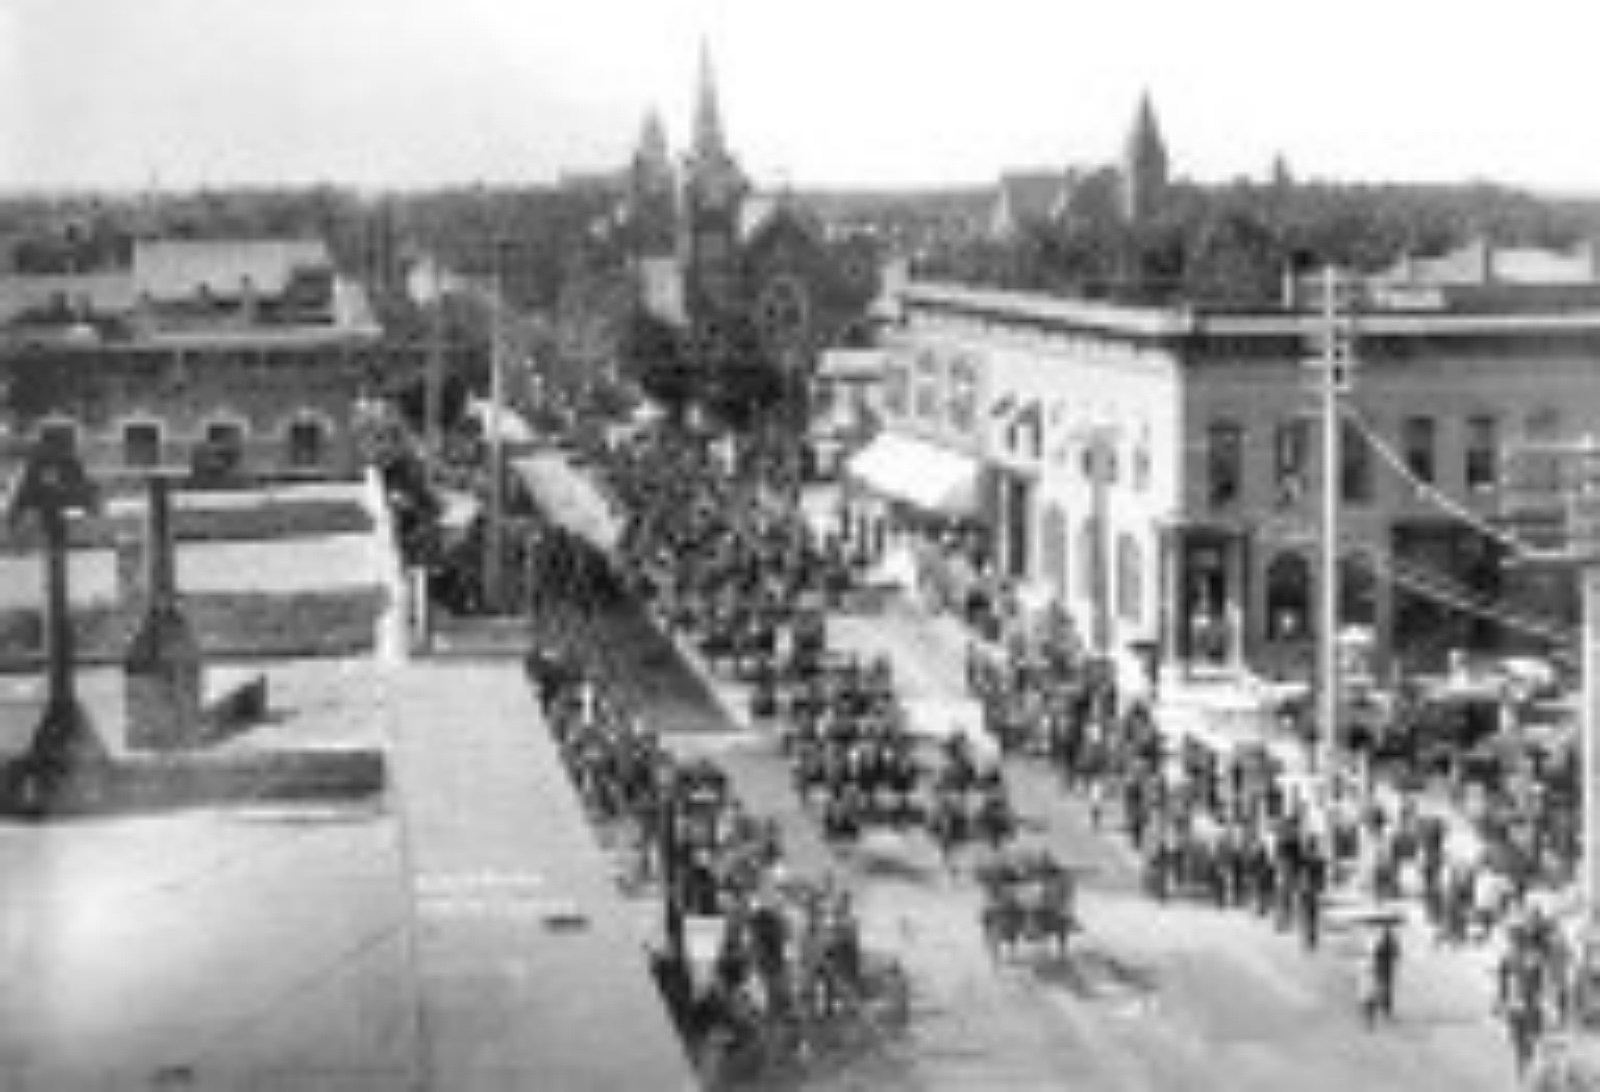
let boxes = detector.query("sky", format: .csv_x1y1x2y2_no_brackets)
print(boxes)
2,0,1597,194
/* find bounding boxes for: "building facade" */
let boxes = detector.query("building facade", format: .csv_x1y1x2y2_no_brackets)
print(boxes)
0,238,382,485
870,278,1600,677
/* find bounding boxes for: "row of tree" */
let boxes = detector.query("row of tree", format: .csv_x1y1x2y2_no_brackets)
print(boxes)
917,173,1600,306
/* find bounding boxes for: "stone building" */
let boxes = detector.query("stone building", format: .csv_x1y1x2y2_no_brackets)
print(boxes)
0,237,383,484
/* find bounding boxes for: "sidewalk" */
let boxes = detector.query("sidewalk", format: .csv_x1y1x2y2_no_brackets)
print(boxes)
387,659,695,1092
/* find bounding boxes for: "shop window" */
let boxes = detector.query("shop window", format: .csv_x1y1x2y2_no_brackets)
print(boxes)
1402,416,1435,484
1466,414,1498,490
1207,420,1242,509
287,418,325,469
1273,419,1309,507
1341,419,1372,504
1116,534,1143,623
122,422,162,469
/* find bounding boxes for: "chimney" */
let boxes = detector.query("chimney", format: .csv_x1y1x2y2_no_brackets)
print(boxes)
124,474,205,751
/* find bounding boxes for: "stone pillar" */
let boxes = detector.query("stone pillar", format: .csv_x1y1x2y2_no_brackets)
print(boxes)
125,475,205,751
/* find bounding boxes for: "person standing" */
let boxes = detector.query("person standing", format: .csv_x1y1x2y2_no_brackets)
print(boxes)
1362,922,1402,1027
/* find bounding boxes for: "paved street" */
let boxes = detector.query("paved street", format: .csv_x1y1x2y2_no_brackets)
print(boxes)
560,517,1525,1090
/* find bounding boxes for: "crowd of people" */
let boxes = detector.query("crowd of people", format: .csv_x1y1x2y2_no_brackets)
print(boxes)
509,402,1593,1081
959,596,1595,1070
525,423,918,1086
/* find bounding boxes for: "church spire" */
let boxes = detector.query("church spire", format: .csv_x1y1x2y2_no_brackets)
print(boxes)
1121,90,1169,224
634,108,672,183
693,40,727,160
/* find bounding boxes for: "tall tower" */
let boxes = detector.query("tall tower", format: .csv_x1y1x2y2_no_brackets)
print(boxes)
680,42,747,319
1121,92,1169,226
626,109,677,258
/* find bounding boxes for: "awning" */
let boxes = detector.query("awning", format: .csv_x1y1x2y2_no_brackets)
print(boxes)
818,348,886,381
847,432,979,515
512,453,624,553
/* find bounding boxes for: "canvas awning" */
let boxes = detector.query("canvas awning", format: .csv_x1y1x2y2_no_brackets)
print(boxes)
846,432,980,516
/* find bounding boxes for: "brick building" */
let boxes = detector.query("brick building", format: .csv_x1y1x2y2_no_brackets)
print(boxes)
0,237,383,485
863,272,1600,677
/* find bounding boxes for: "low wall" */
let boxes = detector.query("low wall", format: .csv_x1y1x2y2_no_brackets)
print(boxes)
0,588,384,670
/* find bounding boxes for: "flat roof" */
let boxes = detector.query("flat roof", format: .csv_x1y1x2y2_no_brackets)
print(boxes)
902,280,1600,340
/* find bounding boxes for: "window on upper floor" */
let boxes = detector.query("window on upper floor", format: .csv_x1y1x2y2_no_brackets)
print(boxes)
1402,416,1436,485
1207,420,1242,509
1466,414,1499,491
123,422,162,469
1272,419,1309,508
287,418,325,470
1341,418,1372,504
36,420,79,458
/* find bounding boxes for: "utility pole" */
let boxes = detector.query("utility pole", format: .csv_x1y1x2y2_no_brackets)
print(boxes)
425,260,445,461
481,242,508,614
1312,266,1354,781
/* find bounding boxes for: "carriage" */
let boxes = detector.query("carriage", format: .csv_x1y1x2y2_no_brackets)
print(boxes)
976,852,1082,961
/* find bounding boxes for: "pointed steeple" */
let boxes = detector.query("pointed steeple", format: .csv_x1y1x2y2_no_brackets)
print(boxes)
693,40,726,161
1121,91,1169,224
633,108,673,186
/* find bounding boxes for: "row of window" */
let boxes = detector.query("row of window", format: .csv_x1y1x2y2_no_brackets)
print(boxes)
33,417,330,471
1206,412,1510,511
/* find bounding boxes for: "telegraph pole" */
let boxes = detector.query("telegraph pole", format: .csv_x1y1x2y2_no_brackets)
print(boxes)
1313,266,1353,781
425,260,445,461
482,242,508,614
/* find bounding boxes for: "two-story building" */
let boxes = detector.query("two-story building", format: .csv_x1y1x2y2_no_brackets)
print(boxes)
0,237,383,485
861,275,1600,678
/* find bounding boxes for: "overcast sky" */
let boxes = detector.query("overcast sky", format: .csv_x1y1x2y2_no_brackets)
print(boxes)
2,0,1597,193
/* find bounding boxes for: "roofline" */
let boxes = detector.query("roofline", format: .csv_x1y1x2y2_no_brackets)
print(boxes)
901,280,1600,339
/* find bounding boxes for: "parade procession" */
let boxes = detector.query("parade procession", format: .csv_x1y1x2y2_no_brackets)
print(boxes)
6,4,1600,1091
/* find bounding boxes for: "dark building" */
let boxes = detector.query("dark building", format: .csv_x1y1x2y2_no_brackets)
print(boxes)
619,46,882,426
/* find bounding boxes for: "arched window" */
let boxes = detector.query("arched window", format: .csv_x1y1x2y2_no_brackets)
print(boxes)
1116,533,1143,623
1265,552,1312,640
